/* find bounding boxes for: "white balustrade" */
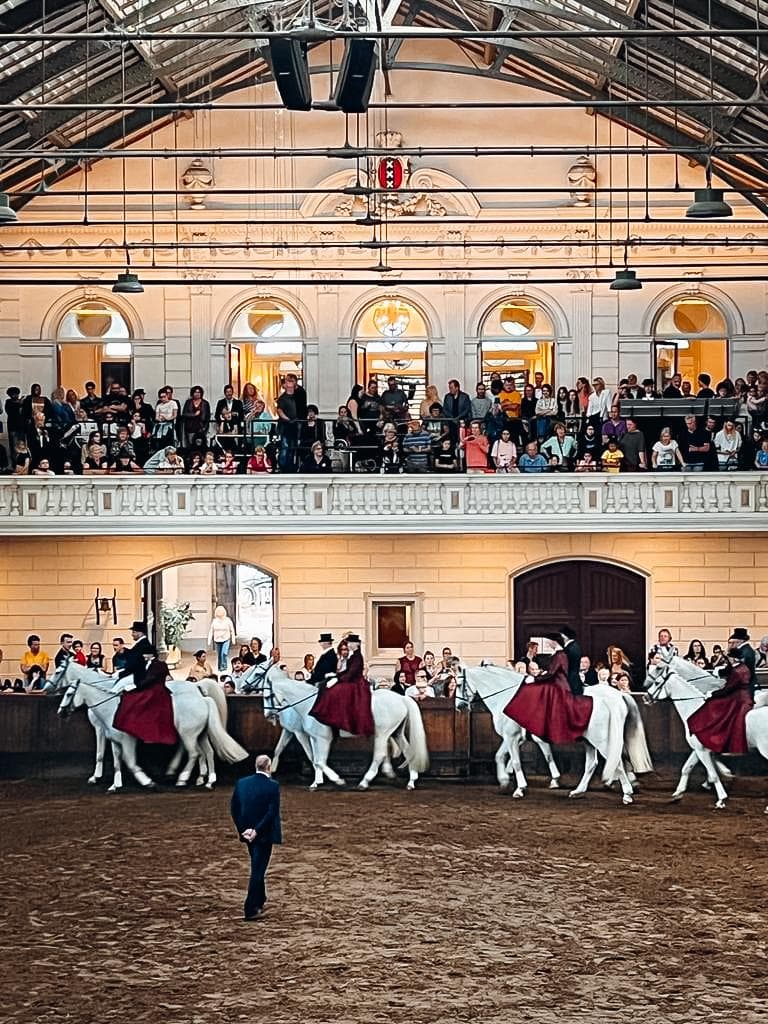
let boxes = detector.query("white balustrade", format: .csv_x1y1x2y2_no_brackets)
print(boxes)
0,473,766,535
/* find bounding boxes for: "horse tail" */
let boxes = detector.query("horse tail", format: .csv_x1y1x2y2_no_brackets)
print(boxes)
600,692,627,785
396,696,430,774
203,696,248,763
197,679,228,726
622,693,654,774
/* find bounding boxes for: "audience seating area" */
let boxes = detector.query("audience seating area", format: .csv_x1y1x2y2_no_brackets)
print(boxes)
3,368,767,478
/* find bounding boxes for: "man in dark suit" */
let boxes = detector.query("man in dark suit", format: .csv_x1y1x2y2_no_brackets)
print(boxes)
230,754,283,921
560,625,583,695
117,620,155,687
728,627,757,696
214,385,244,428
578,655,599,689
309,632,337,686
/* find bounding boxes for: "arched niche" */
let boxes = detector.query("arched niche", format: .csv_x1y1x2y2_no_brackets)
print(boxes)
55,296,135,396
651,293,730,393
226,296,305,412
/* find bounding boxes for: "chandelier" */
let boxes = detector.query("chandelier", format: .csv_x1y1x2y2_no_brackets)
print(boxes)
499,303,536,337
373,299,411,339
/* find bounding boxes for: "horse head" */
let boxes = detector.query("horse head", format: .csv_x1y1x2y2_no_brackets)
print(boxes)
44,653,76,695
454,666,475,712
642,660,671,705
241,658,272,695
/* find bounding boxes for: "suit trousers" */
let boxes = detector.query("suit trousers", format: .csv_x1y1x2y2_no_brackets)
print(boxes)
244,842,273,917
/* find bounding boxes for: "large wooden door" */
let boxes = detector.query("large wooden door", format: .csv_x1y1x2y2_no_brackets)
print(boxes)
513,560,646,669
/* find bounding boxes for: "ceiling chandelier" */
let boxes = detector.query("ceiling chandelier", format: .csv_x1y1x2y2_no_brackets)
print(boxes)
500,304,536,337
373,299,411,339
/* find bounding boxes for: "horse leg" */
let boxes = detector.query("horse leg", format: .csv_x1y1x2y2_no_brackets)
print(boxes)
671,750,699,801
614,762,635,806
316,738,345,788
531,736,561,789
569,743,598,799
165,743,184,779
495,739,512,790
306,735,327,791
271,729,292,773
88,725,106,785
120,736,155,789
696,747,729,808
107,740,124,792
199,735,216,789
507,734,528,799
358,732,389,790
175,734,200,787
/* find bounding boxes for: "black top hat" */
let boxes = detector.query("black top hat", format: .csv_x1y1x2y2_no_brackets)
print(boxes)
319,632,334,643
346,633,361,644
729,627,750,642
130,620,148,634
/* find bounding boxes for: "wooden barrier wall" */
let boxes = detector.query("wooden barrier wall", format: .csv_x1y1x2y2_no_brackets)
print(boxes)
0,694,695,779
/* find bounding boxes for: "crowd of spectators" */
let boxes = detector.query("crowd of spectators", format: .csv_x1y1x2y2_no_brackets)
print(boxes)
2,367,767,477
5,628,765,696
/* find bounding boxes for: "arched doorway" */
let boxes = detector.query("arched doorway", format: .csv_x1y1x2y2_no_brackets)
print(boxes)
139,560,275,663
479,296,556,389
652,296,728,392
353,297,430,411
513,560,646,669
228,299,304,412
57,301,133,394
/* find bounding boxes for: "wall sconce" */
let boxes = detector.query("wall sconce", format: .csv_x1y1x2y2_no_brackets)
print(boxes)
94,589,118,626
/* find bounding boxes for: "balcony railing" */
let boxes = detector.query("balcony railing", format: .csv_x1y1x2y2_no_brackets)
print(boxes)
1,473,767,535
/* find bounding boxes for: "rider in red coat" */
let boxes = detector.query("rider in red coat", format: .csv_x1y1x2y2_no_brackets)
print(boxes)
113,654,177,746
310,635,374,737
503,637,593,745
687,655,753,755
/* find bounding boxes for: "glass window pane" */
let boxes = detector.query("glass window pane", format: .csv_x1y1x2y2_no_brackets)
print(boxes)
375,604,411,649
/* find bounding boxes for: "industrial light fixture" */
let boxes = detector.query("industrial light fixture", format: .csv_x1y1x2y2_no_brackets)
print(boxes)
685,186,733,219
112,271,144,294
0,192,18,223
610,268,642,291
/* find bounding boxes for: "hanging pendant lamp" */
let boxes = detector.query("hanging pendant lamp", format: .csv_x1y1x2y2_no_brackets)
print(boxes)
610,269,642,291
112,271,144,294
0,192,18,223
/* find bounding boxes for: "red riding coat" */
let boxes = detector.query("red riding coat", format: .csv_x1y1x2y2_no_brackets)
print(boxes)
310,649,375,736
503,650,593,745
687,663,752,755
113,659,178,746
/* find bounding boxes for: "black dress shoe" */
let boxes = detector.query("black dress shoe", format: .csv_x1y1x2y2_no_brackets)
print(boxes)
244,909,264,921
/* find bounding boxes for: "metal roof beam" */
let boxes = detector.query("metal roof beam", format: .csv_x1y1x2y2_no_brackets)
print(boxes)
0,0,79,31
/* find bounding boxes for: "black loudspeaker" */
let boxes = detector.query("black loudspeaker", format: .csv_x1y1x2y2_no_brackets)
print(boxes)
333,38,378,113
267,38,312,111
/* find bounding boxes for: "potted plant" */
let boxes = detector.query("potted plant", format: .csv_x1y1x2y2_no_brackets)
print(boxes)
161,601,195,668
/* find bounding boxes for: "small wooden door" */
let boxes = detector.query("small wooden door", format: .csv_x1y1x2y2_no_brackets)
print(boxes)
513,560,646,669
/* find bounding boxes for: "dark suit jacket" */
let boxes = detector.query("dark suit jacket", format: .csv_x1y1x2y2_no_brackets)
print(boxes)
309,647,338,686
231,773,282,845
119,635,156,685
215,397,244,424
739,643,757,691
564,639,583,695
579,668,599,688
442,391,472,426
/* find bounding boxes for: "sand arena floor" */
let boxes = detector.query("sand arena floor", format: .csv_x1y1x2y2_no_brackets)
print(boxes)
1,775,767,1024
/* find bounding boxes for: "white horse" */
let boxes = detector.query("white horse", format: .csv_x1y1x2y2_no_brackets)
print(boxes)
458,664,639,805
643,656,768,811
249,662,429,790
50,658,247,791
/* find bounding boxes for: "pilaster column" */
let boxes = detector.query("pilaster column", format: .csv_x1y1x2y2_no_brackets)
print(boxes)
189,284,212,390
314,279,342,415
438,274,466,388
571,283,594,381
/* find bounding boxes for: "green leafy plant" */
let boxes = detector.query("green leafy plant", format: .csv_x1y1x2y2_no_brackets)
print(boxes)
161,601,195,650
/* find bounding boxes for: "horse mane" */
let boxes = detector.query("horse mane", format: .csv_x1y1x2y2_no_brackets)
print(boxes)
668,656,723,695
465,664,526,690
266,665,317,699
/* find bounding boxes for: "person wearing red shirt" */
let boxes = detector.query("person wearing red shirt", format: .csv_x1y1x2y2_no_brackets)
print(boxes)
396,640,423,685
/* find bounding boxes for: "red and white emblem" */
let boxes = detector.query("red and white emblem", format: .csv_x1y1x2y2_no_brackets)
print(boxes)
377,156,404,191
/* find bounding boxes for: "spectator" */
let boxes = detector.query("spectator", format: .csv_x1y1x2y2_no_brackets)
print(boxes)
219,450,239,475
641,378,658,401
380,376,409,425
187,649,216,681
685,639,709,668
714,418,741,470
86,643,105,670
301,441,332,473
619,418,647,471
578,656,598,688
402,418,433,472
586,376,611,427
208,605,237,674
240,381,260,422
248,399,274,452
31,457,56,477
662,373,684,399
540,421,576,469
535,384,557,439
357,380,381,441
498,377,523,440
422,403,450,449
391,669,409,695
215,385,244,431
679,414,711,472
755,435,768,470
181,386,211,449
72,640,87,666
54,633,75,668
143,446,183,474
5,387,25,450
405,669,435,701
575,451,597,472
697,373,715,398
20,634,51,689
111,637,129,674
396,642,423,685
577,423,601,463
199,450,218,475
491,428,517,472
422,650,437,680
333,405,360,446
21,383,52,424
652,427,683,471
442,379,472,440
26,410,52,468
601,438,624,474
109,449,142,473
520,383,538,442
461,420,490,473
152,387,178,450
518,441,548,473
433,436,459,472
299,405,326,463
275,376,302,472
471,382,493,422
601,405,627,445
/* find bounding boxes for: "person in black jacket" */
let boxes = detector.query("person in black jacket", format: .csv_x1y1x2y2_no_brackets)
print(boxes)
117,620,156,687
309,633,338,686
559,625,584,696
230,754,283,920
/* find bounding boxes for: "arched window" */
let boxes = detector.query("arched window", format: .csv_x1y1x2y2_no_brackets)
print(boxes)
479,298,555,389
353,298,430,408
229,299,304,411
57,301,133,395
653,297,728,392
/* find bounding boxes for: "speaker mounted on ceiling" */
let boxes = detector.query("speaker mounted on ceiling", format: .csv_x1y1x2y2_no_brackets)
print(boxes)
334,38,378,114
267,38,312,111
